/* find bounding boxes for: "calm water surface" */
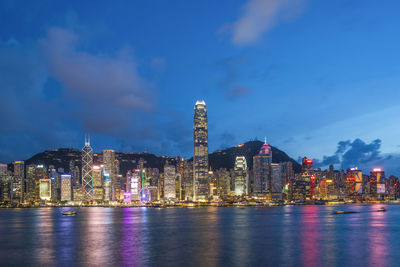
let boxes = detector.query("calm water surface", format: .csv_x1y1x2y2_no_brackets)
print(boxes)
0,204,399,267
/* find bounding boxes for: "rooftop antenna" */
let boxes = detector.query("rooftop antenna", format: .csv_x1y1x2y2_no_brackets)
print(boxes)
84,134,90,146
264,136,267,144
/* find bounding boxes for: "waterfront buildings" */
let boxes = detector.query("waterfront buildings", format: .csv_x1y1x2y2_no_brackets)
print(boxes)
271,163,283,199
82,136,93,200
183,161,193,201
215,168,231,197
60,174,72,201
346,167,363,196
126,169,141,201
12,161,24,203
39,179,51,201
164,165,176,200
369,168,386,198
92,166,104,202
193,100,209,201
253,139,272,194
234,156,248,196
103,149,118,201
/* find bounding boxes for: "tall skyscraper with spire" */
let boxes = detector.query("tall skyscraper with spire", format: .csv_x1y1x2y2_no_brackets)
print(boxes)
82,135,93,200
253,137,272,194
234,156,248,196
193,100,209,201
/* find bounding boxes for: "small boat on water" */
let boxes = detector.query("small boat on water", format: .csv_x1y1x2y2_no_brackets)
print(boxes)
377,207,386,212
333,210,358,214
62,211,77,216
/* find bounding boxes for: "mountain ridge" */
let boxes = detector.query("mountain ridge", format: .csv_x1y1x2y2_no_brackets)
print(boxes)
23,140,301,174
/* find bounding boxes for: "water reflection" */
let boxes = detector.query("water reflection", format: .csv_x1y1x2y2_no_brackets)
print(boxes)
300,206,321,267
34,208,55,266
57,208,77,264
121,208,147,266
281,205,296,266
80,208,112,265
367,205,388,267
1,205,399,266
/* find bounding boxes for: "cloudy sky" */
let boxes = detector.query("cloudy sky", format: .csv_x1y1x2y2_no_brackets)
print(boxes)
1,0,400,175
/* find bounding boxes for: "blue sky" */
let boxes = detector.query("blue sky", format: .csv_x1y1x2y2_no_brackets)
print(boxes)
1,0,400,175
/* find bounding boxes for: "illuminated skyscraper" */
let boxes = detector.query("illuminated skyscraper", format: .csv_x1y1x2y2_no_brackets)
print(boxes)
234,156,248,196
253,138,272,194
369,168,386,197
82,135,93,200
39,179,51,201
193,100,209,201
92,166,104,202
126,169,141,201
103,150,116,200
216,168,231,197
346,167,363,196
13,161,24,203
164,164,176,200
61,174,72,201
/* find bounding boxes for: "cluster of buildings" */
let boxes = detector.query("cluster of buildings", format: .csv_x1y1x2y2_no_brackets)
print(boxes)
287,158,400,202
0,100,399,206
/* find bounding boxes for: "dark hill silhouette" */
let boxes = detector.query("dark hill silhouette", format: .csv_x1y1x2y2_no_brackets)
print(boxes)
24,140,301,174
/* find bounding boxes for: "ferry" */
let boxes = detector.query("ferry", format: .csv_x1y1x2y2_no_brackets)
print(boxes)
333,210,358,214
377,207,386,212
62,211,77,216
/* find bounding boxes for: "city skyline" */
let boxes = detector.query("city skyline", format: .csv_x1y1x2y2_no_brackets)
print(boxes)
1,0,400,176
2,2,400,267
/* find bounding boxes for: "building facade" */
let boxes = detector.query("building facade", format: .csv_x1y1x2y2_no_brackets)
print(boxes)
61,174,72,201
164,165,176,200
193,100,209,201
234,156,248,196
82,136,93,200
253,139,272,195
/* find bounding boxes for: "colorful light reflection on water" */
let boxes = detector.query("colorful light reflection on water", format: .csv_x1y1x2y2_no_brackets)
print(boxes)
0,205,398,266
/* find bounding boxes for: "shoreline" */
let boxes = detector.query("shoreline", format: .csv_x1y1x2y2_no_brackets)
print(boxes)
0,201,396,209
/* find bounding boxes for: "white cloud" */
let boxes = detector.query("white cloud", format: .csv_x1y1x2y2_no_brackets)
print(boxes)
40,27,156,135
227,0,304,46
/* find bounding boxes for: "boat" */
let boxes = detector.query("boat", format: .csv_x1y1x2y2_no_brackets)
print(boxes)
377,207,386,212
333,210,358,214
62,211,77,216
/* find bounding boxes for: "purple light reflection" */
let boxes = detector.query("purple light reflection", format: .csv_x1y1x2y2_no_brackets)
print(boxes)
367,205,388,267
300,206,321,267
121,208,146,266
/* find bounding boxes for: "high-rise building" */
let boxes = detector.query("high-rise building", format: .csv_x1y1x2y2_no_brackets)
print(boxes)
193,100,209,201
92,166,104,202
103,150,117,201
126,169,141,201
61,174,72,201
0,164,7,174
253,139,272,194
30,165,47,202
369,168,386,197
271,163,283,199
0,171,13,203
234,156,248,196
176,157,184,200
82,135,93,200
72,184,85,202
39,179,51,201
183,161,193,201
25,165,36,203
12,161,24,203
216,168,231,197
302,157,314,175
103,171,111,201
164,165,176,200
301,157,314,198
346,167,363,196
